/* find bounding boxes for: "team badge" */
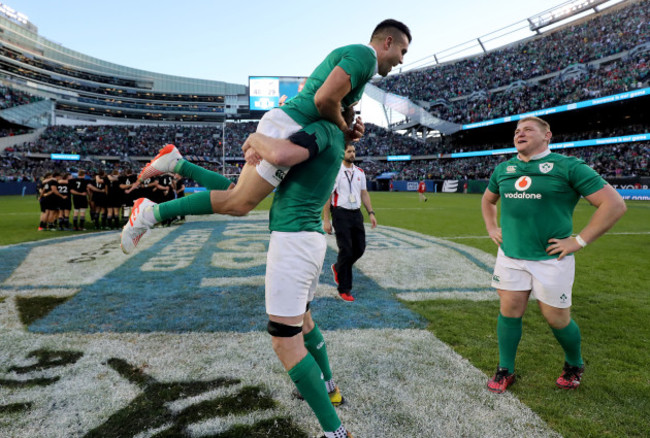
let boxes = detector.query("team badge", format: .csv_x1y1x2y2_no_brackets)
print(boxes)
539,162,554,173
514,176,532,191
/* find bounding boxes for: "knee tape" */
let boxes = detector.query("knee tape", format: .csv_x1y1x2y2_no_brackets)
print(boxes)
267,320,302,338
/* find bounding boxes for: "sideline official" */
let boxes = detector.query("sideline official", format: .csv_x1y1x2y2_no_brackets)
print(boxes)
323,144,376,302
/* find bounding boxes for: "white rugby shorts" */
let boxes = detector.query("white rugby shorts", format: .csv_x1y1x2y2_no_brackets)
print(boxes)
491,247,576,308
255,108,301,187
265,231,327,317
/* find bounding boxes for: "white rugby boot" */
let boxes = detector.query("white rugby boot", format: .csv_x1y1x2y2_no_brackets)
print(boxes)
138,144,182,181
120,198,156,254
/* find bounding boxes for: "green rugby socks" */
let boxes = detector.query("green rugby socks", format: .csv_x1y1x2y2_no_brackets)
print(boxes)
288,354,341,433
303,323,333,384
552,319,584,367
176,159,232,190
154,190,214,222
497,313,523,372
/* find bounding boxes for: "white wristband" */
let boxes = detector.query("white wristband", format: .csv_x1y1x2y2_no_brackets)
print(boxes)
575,235,587,248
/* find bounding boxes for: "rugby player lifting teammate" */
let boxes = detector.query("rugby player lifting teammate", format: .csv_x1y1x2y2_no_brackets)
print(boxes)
244,114,354,437
121,19,411,254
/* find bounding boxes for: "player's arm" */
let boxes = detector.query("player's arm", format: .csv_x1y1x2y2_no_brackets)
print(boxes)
322,197,333,234
243,133,310,167
360,190,377,228
547,184,626,260
481,188,502,246
314,66,352,132
51,185,64,199
70,186,84,196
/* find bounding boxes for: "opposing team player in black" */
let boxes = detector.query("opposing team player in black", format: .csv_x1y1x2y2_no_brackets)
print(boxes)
158,172,175,226
37,172,52,230
174,173,186,223
56,173,72,230
106,169,123,229
88,170,107,230
70,170,90,231
119,168,138,226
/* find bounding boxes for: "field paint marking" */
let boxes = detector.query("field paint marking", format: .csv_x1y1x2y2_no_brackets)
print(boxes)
0,329,561,438
398,290,498,301
200,276,265,287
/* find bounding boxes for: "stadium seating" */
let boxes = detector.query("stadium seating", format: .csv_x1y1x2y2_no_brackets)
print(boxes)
376,0,649,125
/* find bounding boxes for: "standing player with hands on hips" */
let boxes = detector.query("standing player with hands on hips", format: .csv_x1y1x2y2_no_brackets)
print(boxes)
481,116,626,394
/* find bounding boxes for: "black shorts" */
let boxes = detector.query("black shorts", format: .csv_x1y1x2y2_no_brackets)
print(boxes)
61,198,72,211
41,195,55,211
106,193,122,208
73,195,88,210
52,196,64,210
93,194,106,209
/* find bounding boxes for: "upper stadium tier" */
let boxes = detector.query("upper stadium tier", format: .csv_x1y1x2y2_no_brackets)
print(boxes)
375,0,649,128
0,11,248,125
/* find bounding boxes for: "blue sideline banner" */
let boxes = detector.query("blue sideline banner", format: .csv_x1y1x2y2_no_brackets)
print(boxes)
616,189,650,200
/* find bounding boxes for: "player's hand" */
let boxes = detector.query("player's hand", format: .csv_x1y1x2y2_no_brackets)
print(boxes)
345,116,365,143
546,237,582,260
242,134,259,156
244,148,262,166
369,214,377,229
487,227,502,246
323,220,332,234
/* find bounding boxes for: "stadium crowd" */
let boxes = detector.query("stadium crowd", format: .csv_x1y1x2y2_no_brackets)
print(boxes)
378,0,649,124
359,141,649,180
3,138,647,187
0,85,43,109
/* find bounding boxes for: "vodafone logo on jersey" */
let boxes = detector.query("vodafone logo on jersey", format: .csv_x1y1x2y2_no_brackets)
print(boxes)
504,176,542,199
515,176,532,191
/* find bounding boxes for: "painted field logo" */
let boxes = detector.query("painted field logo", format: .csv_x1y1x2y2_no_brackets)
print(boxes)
0,214,559,437
515,176,532,191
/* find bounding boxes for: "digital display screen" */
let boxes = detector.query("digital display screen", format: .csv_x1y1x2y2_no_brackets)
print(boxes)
249,76,307,112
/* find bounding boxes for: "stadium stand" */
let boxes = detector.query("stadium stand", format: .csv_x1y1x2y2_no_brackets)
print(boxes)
377,0,649,125
0,0,648,199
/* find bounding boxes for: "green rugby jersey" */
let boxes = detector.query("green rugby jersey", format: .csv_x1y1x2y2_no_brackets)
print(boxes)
269,121,345,233
280,44,377,127
488,152,606,260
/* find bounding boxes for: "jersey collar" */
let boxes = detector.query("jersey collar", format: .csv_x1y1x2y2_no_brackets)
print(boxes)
366,44,379,76
518,148,551,162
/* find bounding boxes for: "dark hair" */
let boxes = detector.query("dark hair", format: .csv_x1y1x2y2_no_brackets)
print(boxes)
372,19,411,43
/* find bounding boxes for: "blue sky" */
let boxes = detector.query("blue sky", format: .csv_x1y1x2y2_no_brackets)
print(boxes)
3,1,623,125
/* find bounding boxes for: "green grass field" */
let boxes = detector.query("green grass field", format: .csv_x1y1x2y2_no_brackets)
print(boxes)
1,192,649,438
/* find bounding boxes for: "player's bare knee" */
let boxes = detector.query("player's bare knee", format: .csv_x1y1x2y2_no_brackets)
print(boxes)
302,308,315,334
